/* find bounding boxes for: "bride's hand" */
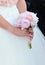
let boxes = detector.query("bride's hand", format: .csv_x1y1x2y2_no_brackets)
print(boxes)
11,27,29,36
28,27,34,41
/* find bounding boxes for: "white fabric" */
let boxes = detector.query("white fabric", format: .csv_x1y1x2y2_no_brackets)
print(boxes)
0,5,19,25
0,5,45,65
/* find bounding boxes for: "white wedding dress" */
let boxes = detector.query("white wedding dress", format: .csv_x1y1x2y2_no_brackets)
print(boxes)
0,5,45,65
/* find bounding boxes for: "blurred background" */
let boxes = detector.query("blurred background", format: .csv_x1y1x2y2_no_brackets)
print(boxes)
25,0,45,36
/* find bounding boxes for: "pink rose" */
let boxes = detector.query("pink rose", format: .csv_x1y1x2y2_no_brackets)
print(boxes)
18,18,31,30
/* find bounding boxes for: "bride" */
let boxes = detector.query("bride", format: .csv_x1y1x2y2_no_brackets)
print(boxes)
0,0,45,65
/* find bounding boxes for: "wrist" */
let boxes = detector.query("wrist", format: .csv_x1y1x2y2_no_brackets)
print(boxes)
8,25,14,33
8,25,17,35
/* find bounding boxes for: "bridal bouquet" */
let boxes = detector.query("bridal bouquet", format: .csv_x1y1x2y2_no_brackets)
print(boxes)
16,11,39,49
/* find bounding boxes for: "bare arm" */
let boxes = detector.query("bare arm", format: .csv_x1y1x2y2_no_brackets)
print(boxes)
0,1,33,38
0,16,29,36
16,0,27,13
0,0,27,30
0,16,14,32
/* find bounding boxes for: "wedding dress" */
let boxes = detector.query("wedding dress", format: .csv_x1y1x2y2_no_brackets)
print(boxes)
0,5,45,65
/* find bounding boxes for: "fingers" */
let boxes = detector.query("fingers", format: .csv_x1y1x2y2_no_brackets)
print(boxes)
22,28,33,37
16,27,34,38
22,29,28,36
29,33,34,41
29,27,33,33
27,27,34,41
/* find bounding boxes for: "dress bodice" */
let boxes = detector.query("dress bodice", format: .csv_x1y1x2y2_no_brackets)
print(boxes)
0,5,19,26
0,0,18,6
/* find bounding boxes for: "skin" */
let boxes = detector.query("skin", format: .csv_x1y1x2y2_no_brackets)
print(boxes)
0,0,33,40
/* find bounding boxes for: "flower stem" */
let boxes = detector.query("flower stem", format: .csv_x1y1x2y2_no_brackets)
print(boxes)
29,43,32,49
